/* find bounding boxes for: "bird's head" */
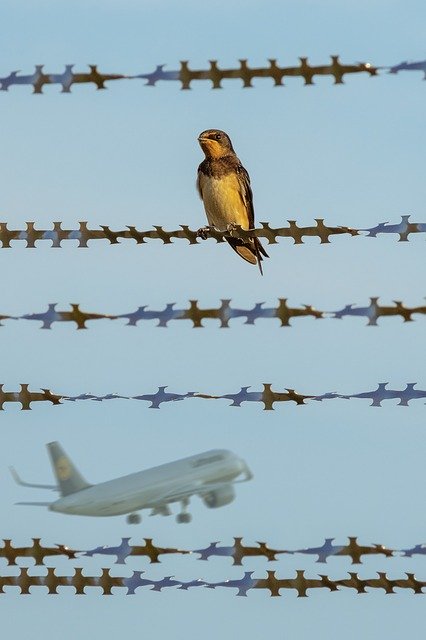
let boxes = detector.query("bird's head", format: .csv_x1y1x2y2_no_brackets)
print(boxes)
198,129,235,159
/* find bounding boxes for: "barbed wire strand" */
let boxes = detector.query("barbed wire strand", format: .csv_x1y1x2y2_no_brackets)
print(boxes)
2,537,423,566
2,59,426,93
83,536,425,566
1,297,425,330
0,57,378,94
1,567,425,596
0,382,425,411
0,216,425,249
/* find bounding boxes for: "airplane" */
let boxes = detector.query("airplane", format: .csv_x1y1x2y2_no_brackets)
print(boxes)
10,442,252,524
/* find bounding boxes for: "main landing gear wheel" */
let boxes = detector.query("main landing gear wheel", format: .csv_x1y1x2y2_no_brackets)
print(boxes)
176,512,192,524
127,513,141,524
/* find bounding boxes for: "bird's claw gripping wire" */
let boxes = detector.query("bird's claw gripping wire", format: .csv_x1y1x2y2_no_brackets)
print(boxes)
196,226,212,240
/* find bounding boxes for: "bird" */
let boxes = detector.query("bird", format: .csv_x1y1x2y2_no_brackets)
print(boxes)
196,129,269,274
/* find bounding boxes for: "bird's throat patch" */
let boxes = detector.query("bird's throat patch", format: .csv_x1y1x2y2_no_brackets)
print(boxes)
200,139,224,159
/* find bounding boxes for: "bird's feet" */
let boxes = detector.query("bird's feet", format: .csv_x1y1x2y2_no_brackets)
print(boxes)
226,222,239,237
197,226,211,240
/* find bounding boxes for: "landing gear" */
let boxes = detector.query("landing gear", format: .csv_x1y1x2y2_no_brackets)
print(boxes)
127,513,141,525
176,512,192,524
176,498,192,524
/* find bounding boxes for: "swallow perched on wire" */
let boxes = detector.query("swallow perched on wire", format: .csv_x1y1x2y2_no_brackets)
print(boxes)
196,129,269,274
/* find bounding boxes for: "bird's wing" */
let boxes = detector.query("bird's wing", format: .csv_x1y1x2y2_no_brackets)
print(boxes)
236,164,255,228
196,160,207,199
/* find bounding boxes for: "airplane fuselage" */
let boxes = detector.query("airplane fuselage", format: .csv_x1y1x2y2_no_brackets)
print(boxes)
49,449,246,517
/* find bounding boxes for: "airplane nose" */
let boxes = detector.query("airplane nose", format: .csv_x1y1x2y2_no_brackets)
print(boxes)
238,458,253,480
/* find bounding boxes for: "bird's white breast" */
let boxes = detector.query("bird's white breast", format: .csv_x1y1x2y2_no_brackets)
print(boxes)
199,173,249,231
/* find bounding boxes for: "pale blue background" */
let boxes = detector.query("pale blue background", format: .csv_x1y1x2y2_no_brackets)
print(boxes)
1,0,426,638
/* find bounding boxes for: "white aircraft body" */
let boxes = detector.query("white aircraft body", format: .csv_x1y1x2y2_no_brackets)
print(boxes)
11,442,252,524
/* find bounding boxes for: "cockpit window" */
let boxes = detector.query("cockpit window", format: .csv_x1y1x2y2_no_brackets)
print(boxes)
192,454,224,467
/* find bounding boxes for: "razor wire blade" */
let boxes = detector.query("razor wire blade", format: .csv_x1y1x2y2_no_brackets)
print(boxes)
2,298,426,329
0,216,425,248
1,58,426,94
1,382,426,411
2,537,425,567
1,567,426,596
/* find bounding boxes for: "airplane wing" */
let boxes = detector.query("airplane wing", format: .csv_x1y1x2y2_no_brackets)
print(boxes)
151,461,253,506
15,501,54,506
151,477,246,505
9,466,58,491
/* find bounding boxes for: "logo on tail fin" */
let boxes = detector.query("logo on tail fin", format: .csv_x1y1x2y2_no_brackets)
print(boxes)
56,456,72,480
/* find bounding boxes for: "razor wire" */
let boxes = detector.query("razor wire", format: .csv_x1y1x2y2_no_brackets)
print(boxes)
1,567,426,596
0,57,425,94
1,382,426,411
0,539,78,565
3,537,424,567
3,51,426,607
2,297,426,329
82,537,426,566
0,216,425,248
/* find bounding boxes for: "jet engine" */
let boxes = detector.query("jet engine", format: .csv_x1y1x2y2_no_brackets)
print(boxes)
202,484,236,508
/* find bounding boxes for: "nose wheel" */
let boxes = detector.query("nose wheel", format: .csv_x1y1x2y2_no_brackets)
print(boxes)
127,513,141,524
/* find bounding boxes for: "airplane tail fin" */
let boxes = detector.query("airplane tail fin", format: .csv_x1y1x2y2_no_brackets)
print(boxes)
47,442,92,497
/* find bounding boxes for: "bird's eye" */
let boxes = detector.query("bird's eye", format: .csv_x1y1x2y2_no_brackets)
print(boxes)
215,133,222,140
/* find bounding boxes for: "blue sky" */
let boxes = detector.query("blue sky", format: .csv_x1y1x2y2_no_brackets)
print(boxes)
1,1,426,638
